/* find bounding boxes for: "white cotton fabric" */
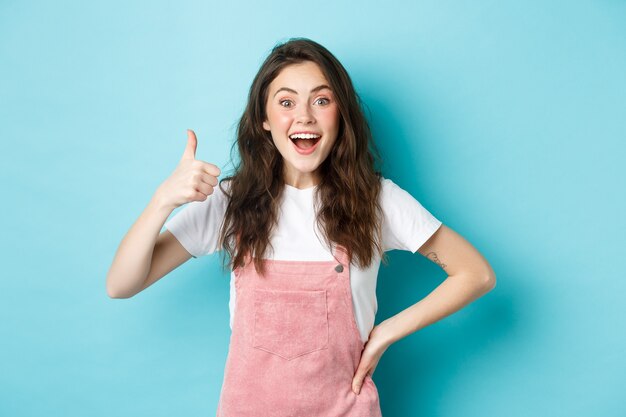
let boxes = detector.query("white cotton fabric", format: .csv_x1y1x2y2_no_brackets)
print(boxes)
164,177,442,343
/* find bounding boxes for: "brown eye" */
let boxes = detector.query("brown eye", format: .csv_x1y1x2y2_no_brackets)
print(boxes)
279,99,293,107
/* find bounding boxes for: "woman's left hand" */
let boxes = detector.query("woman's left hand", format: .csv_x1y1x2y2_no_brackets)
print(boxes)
351,321,394,395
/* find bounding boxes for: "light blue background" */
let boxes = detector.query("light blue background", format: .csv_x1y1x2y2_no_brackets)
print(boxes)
1,1,624,416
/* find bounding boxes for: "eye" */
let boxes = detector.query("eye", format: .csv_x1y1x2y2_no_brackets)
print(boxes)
315,97,330,105
279,99,293,108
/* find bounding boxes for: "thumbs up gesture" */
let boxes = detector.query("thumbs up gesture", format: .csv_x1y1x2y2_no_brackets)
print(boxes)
154,129,222,210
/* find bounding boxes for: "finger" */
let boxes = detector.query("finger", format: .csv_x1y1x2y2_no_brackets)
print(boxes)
352,369,369,395
181,129,197,161
191,159,221,177
188,189,209,202
198,172,218,187
194,182,215,198
199,161,221,177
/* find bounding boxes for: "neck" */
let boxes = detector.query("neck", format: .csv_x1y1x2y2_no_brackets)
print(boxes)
283,170,320,190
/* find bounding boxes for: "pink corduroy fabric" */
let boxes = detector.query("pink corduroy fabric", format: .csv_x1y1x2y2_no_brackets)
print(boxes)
216,243,382,416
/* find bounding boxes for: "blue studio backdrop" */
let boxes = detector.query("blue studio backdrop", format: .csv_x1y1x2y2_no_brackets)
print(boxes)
1,1,624,416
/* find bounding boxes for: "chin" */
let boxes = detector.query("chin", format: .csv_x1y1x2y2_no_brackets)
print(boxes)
294,165,320,173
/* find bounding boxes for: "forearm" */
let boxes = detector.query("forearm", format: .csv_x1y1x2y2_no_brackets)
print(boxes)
106,195,174,298
377,273,496,346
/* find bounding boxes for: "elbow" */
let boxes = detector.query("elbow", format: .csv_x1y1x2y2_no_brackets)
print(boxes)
484,275,496,292
107,288,124,299
106,276,132,299
482,268,497,292
107,288,132,299
106,284,123,299
468,263,496,293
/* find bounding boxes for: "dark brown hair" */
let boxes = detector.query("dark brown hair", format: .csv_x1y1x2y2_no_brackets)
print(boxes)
217,37,388,276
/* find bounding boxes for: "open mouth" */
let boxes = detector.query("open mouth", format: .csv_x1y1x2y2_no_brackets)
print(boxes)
289,133,322,150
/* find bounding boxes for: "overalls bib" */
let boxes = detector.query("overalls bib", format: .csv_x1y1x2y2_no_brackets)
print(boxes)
216,243,383,416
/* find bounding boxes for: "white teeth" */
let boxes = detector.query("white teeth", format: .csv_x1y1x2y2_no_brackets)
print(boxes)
289,133,321,140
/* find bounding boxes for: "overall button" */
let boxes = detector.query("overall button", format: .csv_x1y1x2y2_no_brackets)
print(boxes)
335,264,344,273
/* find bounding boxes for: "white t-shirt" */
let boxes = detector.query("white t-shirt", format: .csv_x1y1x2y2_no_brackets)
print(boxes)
164,177,443,343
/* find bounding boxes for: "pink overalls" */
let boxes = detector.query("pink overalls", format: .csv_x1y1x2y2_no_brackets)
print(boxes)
216,243,383,416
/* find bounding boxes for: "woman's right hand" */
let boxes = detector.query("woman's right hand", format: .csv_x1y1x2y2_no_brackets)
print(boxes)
154,129,221,211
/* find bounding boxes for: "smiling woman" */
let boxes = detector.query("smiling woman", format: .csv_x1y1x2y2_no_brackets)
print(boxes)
106,36,495,417
263,61,339,175
217,39,388,280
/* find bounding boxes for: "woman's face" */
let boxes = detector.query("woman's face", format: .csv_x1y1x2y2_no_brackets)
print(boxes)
263,61,340,188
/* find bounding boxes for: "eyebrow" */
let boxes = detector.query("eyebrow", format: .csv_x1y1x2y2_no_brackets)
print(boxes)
273,84,332,98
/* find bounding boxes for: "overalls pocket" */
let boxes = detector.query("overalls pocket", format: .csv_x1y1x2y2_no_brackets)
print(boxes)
253,289,329,360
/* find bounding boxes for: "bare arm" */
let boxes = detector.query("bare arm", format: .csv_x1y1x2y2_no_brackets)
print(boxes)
105,197,193,298
105,129,220,299
351,223,497,394
375,224,497,346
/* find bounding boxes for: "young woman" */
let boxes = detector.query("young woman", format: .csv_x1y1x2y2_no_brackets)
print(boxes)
106,37,496,416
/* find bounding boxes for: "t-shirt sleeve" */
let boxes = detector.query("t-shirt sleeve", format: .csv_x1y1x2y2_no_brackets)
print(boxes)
381,178,443,253
163,181,229,258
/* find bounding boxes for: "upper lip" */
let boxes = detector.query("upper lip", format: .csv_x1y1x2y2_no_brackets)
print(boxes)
289,131,322,137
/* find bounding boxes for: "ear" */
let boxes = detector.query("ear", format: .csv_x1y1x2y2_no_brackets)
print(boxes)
262,120,270,131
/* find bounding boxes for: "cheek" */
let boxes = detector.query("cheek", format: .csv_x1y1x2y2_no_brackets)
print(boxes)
266,107,290,129
271,112,293,128
319,107,339,128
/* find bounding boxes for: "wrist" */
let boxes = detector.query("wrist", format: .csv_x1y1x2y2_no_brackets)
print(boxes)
148,192,176,216
373,318,399,348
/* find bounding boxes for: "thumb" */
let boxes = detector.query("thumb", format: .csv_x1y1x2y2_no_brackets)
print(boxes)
181,129,197,160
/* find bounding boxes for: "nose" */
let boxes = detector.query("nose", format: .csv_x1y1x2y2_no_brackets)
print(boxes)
295,104,315,124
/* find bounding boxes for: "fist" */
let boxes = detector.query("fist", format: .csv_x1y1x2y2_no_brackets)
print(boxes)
155,129,221,210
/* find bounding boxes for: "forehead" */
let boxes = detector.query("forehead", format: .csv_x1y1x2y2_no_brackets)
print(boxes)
268,61,330,91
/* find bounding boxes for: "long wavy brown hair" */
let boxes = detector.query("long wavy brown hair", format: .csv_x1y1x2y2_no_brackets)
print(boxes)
217,37,389,276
